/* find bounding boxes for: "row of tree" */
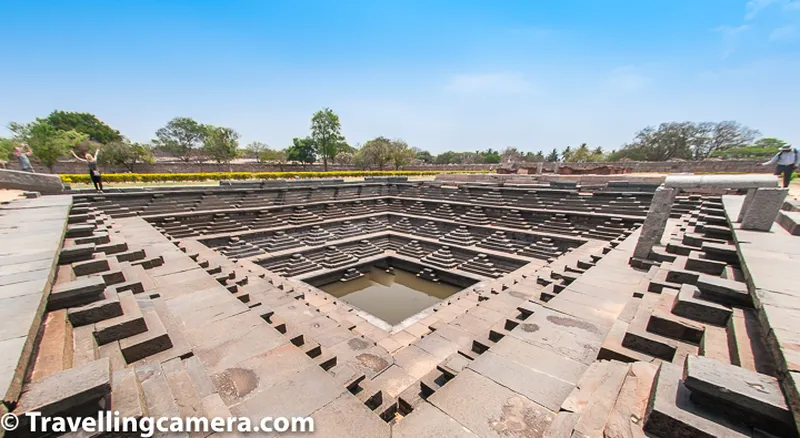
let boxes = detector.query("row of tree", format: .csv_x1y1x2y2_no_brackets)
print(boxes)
2,110,791,173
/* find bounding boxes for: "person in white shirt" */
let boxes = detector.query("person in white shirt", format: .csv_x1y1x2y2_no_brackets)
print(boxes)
760,144,799,188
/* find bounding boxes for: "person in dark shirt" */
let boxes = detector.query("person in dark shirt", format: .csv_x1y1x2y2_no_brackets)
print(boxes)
71,148,103,191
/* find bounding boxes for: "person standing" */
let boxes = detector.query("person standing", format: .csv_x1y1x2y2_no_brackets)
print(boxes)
14,143,35,172
71,148,103,191
760,144,799,188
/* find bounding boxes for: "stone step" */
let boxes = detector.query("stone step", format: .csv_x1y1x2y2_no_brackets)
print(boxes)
59,243,96,265
134,364,186,437
72,325,99,367
93,291,147,345
698,324,731,365
700,242,740,265
646,309,704,345
777,210,800,235
599,320,654,363
119,303,173,364
726,308,776,376
563,360,630,437
28,310,73,382
161,358,208,425
49,276,107,310
121,264,157,291
71,257,110,277
14,358,111,422
683,355,794,437
603,361,659,438
672,284,732,326
644,361,751,438
110,368,146,419
695,275,752,308
67,289,123,327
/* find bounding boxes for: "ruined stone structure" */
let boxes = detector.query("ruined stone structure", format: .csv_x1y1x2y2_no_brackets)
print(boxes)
2,176,800,437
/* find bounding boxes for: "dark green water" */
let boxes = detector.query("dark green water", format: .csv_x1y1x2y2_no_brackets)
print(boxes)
318,269,460,325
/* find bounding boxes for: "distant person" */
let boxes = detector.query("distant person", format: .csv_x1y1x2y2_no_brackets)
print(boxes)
14,143,34,172
71,148,103,192
760,144,798,188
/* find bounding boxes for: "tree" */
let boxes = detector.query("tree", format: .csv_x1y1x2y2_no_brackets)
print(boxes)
286,137,316,168
389,139,416,170
546,148,559,162
202,126,240,166
561,146,573,162
501,147,523,163
44,111,122,144
358,137,393,170
434,151,461,164
10,119,87,172
522,151,545,162
609,121,760,162
415,149,434,163
259,148,288,170
479,149,501,164
710,137,788,159
99,139,155,172
693,121,760,160
0,138,16,161
310,108,343,171
336,152,355,166
245,141,269,162
153,117,207,163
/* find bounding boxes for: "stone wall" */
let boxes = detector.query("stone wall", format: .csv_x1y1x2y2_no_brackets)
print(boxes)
510,160,768,175
2,158,772,175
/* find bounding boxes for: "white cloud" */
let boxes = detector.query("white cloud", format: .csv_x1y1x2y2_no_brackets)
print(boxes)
606,66,649,92
746,0,779,19
713,25,751,35
770,24,798,40
713,25,751,59
445,72,533,94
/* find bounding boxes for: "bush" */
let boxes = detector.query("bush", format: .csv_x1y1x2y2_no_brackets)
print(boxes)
60,170,493,184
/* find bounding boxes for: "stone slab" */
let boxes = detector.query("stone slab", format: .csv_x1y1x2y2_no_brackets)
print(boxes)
14,357,110,417
393,401,479,437
429,368,555,438
683,355,793,435
468,351,575,412
644,362,750,438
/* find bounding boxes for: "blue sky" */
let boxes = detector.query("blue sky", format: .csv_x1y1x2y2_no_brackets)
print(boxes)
1,0,798,153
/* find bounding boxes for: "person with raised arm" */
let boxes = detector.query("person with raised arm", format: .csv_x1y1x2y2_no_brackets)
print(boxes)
71,147,103,191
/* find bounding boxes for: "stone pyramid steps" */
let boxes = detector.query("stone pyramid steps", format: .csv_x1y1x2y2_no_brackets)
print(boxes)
119,300,173,364
93,291,147,346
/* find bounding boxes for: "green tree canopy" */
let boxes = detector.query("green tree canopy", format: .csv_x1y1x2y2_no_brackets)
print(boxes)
609,121,760,162
99,139,155,172
310,108,343,171
357,137,393,170
44,111,122,144
415,150,434,163
203,126,240,165
9,119,88,172
153,117,208,163
286,137,316,167
546,148,559,162
389,139,416,170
